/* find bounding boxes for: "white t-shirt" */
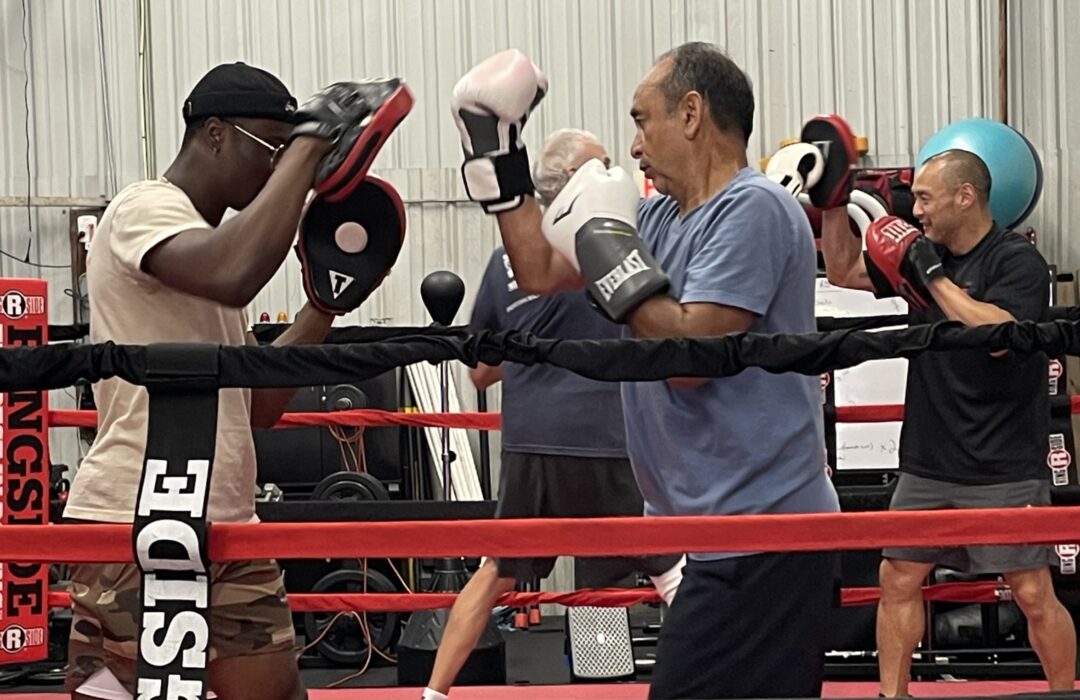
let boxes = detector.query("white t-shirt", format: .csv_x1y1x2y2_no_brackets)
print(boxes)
65,179,258,524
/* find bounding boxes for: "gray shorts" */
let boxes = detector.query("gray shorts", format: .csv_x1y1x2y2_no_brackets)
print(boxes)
494,452,681,586
883,472,1054,574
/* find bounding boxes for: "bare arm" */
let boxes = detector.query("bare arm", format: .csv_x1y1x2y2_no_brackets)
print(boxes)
928,277,1016,326
469,363,503,391
249,303,335,429
627,298,754,390
495,199,584,295
819,207,875,292
143,139,326,308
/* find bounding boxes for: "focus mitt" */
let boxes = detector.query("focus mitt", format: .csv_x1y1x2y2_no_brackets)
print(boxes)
801,115,858,209
292,80,413,202
296,176,405,315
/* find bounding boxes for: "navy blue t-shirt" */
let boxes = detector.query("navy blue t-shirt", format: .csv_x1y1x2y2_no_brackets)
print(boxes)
470,248,627,457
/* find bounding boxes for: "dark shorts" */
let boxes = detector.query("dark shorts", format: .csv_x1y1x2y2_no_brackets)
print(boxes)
494,452,681,586
648,552,838,699
883,472,1055,573
65,559,297,695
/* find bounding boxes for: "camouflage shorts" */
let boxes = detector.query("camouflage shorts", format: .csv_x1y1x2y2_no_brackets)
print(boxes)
65,559,297,694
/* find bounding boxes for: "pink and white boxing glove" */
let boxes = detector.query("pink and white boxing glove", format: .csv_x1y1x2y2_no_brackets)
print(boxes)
451,49,547,213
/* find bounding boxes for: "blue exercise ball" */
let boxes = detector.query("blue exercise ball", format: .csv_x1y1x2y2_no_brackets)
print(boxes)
916,118,1042,229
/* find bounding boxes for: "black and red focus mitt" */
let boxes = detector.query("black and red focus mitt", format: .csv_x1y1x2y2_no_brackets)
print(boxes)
291,79,413,202
296,176,405,315
801,114,858,209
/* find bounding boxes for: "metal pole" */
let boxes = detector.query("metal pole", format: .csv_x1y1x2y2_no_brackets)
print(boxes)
137,0,157,178
477,389,491,500
999,0,1008,123
439,360,452,500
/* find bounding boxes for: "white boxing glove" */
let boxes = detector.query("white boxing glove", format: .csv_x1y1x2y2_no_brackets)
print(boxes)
542,160,669,322
765,142,825,196
451,49,548,213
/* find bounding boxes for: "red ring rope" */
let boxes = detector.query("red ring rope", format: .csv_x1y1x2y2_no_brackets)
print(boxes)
47,408,501,431
45,580,1007,613
834,404,904,422
45,396,1080,431
5,506,1079,563
31,402,1071,619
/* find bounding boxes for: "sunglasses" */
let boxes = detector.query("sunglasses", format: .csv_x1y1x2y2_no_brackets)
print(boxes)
226,120,286,167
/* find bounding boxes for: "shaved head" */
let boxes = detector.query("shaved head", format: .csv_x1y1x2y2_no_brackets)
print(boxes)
922,149,992,205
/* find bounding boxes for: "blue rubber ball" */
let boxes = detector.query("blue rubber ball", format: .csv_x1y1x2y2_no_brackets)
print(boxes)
916,118,1043,229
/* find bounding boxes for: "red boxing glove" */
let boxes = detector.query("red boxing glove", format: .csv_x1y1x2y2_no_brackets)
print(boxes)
864,216,943,311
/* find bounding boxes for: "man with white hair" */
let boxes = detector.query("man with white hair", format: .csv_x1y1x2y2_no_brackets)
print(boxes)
421,129,684,700
532,128,610,205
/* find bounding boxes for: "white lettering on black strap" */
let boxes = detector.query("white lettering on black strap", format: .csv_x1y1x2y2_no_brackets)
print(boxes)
133,344,220,700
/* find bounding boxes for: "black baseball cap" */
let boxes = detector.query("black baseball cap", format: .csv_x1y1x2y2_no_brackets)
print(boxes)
182,62,298,124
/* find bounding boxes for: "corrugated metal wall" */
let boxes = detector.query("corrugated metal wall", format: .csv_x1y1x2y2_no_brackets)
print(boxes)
1011,0,1080,273
3,0,1044,325
0,0,1074,482
124,0,1007,330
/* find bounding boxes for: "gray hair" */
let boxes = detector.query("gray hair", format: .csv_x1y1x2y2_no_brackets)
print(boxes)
657,41,755,143
532,128,602,207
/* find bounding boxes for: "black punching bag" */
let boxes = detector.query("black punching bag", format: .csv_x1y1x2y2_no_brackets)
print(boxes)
396,271,506,687
419,270,465,327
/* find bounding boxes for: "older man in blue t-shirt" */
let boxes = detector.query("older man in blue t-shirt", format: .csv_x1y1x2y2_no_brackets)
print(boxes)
628,176,835,524
444,43,841,700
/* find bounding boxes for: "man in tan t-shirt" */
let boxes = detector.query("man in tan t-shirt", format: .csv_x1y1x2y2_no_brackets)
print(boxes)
64,62,373,700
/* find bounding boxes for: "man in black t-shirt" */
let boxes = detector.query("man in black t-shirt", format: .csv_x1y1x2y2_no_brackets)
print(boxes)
820,149,1076,696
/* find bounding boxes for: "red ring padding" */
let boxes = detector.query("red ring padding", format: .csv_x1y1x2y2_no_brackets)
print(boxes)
47,580,1007,612
6,506,1080,563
